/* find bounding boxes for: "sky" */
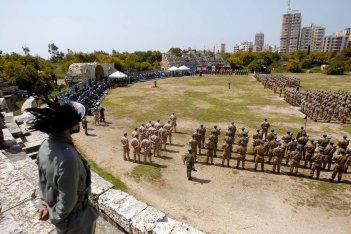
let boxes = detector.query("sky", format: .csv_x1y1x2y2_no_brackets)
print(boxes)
0,0,350,58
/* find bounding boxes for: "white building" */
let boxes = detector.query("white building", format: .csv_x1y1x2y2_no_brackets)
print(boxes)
279,10,302,53
299,24,325,51
214,43,226,54
322,28,351,52
233,41,253,52
253,33,264,52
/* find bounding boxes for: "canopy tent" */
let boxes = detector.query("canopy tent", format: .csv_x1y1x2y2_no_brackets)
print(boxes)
167,66,179,71
109,71,127,79
178,65,190,71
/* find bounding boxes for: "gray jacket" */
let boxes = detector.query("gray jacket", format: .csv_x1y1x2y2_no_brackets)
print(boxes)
38,135,98,232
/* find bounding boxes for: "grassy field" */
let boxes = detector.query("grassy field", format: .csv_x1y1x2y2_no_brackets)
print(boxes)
103,73,350,140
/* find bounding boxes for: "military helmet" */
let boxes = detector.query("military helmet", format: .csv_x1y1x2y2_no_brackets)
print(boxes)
214,125,217,129
257,129,260,132
323,133,327,137
343,135,348,139
296,144,303,151
339,148,346,155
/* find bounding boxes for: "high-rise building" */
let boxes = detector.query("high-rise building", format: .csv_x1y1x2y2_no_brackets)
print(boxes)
233,41,253,52
279,11,302,53
322,28,351,52
299,24,325,51
253,33,264,52
214,43,226,54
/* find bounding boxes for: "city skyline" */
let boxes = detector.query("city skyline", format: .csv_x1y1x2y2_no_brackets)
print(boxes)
0,0,350,57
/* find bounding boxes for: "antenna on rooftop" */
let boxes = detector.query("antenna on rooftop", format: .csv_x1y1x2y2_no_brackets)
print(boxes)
287,0,291,12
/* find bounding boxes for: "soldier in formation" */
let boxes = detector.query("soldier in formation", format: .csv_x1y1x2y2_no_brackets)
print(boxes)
183,149,197,180
121,133,130,161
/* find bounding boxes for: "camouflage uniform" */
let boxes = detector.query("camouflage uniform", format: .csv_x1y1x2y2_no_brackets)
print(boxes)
331,149,348,182
131,136,141,162
121,134,130,161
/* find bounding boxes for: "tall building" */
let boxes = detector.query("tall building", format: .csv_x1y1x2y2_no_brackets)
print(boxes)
214,43,226,54
322,28,351,52
279,10,302,53
253,33,264,52
233,41,253,52
299,24,325,51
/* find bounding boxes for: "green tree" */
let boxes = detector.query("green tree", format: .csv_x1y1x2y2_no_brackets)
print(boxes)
287,60,302,73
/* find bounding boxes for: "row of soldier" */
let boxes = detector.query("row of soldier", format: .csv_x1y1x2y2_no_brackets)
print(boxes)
120,113,177,163
285,89,350,123
254,74,350,123
254,74,301,96
188,118,350,182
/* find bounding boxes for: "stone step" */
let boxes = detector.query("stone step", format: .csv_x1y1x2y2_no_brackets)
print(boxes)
23,140,42,154
27,152,38,160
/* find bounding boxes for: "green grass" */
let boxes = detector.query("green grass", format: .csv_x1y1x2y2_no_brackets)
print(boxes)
130,164,162,182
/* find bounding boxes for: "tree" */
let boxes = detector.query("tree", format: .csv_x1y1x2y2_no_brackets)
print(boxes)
248,59,270,73
48,43,64,62
324,61,345,75
287,60,302,73
169,48,182,57
22,45,30,55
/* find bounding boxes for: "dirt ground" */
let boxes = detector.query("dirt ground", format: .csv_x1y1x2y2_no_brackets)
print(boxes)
73,75,351,234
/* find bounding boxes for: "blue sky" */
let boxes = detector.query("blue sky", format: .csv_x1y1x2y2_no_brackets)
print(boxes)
0,0,350,58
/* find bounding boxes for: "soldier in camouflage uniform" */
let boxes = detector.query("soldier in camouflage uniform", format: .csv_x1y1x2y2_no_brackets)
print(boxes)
330,148,348,182
237,136,248,169
131,134,141,163
205,135,216,164
199,124,206,148
189,134,198,162
183,149,197,180
309,146,324,180
121,133,130,161
323,141,337,170
254,140,266,171
261,118,270,140
289,144,302,176
272,142,285,174
304,139,316,168
221,138,232,167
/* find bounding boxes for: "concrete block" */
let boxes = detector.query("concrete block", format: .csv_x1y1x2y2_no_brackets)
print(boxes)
13,157,39,188
112,196,148,232
98,189,129,217
4,112,14,123
0,199,54,234
5,121,22,138
0,158,36,211
91,171,113,197
171,222,204,234
23,139,44,154
152,217,178,234
98,190,148,233
131,206,166,233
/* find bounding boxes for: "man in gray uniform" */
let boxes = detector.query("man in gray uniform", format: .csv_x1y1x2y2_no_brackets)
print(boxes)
27,99,98,234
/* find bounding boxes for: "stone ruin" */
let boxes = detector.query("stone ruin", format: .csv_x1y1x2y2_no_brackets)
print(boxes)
65,63,116,86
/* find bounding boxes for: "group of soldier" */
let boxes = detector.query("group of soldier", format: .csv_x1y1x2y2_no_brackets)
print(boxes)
185,118,350,182
120,113,177,163
254,74,301,96
254,74,350,124
285,89,350,123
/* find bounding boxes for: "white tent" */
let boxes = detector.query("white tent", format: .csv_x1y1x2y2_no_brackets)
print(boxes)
167,66,179,71
109,71,127,79
178,65,190,71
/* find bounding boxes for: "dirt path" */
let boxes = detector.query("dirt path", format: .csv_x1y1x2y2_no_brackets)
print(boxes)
74,115,351,234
